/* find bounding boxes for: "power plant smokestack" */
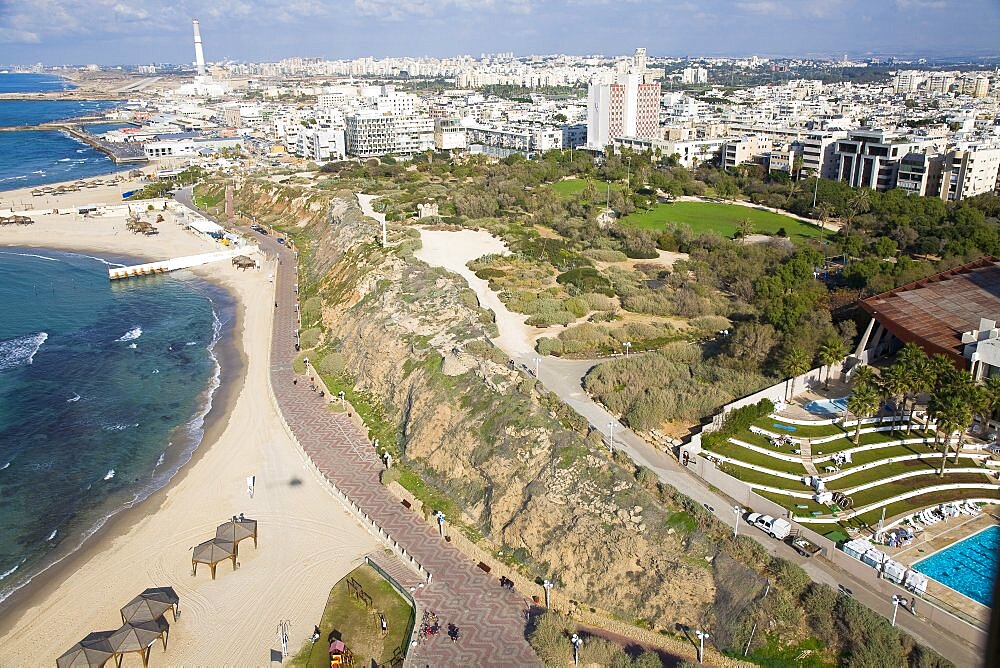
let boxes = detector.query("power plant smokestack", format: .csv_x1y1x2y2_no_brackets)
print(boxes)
192,19,206,77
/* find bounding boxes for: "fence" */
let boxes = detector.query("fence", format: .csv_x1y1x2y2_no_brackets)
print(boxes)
365,555,419,665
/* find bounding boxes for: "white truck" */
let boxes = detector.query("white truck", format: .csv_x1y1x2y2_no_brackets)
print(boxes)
746,512,792,540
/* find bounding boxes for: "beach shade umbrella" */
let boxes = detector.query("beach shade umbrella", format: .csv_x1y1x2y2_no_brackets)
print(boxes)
191,538,236,579
120,595,173,625
215,516,258,555
107,621,165,668
136,587,180,621
56,631,116,668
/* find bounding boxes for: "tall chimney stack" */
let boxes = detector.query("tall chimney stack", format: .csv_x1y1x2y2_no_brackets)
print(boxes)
192,19,206,77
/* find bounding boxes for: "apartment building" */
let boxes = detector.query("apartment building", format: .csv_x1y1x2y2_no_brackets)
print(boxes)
940,147,1000,201
466,123,563,157
833,129,917,191
345,112,395,157
801,130,847,179
561,123,588,149
721,135,770,169
586,52,661,150
895,152,946,197
297,128,346,161
681,67,708,84
434,117,467,151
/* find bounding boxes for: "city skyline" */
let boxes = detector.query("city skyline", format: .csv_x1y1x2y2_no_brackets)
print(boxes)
0,0,998,66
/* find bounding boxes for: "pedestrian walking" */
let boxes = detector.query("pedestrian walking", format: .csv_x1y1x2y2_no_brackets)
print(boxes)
911,597,917,615
246,474,256,499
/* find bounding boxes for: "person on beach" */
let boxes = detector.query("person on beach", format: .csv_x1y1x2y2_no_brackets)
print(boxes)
246,474,255,499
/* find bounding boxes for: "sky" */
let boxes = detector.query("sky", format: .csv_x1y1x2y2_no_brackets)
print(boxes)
0,0,997,65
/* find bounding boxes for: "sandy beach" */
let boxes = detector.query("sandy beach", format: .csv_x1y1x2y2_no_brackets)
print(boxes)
0,180,379,665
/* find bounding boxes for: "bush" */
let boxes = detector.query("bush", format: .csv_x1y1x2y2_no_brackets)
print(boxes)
299,327,322,350
564,297,590,318
317,351,345,377
583,248,628,263
556,267,614,295
528,612,573,667
582,292,617,311
536,338,564,355
690,315,730,334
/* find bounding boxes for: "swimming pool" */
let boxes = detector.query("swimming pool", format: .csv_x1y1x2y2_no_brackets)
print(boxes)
913,525,999,607
804,397,848,416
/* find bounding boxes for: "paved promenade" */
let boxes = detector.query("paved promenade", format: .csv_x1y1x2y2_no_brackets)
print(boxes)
264,237,539,666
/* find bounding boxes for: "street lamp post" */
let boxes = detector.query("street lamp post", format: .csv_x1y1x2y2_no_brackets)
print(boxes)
891,594,904,627
543,579,553,608
623,341,632,358
733,506,743,538
534,357,541,377
607,421,614,452
571,633,582,666
696,630,709,664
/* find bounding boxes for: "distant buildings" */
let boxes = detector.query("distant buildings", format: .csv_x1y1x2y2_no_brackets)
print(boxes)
586,48,662,150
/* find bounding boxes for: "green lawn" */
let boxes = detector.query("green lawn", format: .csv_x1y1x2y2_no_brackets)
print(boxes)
811,430,935,456
705,440,808,476
549,178,622,198
827,458,984,491
288,564,414,668
621,201,827,240
755,490,831,516
847,472,993,509
752,419,847,439
837,443,939,469
720,462,810,490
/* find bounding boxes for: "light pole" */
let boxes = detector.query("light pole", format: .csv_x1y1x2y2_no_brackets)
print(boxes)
696,630,709,664
543,579,553,607
623,341,632,358
607,421,614,452
733,506,743,538
891,594,904,627
571,633,582,665
534,357,541,377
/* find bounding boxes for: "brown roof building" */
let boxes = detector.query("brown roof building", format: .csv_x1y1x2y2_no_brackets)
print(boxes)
857,256,1000,376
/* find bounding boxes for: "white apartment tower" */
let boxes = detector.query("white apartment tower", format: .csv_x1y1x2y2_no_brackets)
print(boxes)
587,47,661,150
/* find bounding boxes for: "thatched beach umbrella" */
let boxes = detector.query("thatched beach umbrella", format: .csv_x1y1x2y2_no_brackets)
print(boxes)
215,516,258,554
56,631,115,668
107,620,167,668
191,538,236,579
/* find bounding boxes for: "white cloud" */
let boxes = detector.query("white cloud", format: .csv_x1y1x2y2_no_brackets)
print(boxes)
353,0,536,21
0,28,41,44
895,0,946,8
736,0,843,18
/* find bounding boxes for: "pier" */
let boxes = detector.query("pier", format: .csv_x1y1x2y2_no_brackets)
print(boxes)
0,118,147,164
109,247,259,280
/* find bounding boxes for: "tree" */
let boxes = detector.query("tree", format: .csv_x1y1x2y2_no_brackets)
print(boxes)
849,188,872,216
848,385,881,444
736,217,755,243
895,343,930,434
928,389,972,476
878,363,909,434
780,347,811,401
817,336,848,390
977,374,1000,437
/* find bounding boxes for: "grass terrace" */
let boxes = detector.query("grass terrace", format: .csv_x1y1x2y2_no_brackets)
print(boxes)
847,472,993,509
835,443,940,469
826,458,986,491
703,440,809,476
755,490,831,517
719,462,809,490
810,429,936,456
621,201,827,240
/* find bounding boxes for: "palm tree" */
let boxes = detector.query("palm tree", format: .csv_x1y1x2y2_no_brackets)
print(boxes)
736,217,754,244
924,354,960,431
851,364,877,392
895,343,929,433
928,391,972,476
780,347,811,401
849,188,872,216
816,202,835,230
848,385,881,444
879,363,909,434
786,180,802,206
978,374,1000,438
817,337,847,390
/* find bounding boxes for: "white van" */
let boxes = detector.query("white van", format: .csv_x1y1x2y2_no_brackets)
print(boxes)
746,512,792,540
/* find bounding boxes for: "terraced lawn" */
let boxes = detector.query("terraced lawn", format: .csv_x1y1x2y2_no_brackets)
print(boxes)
752,418,846,439
754,490,830,517
719,462,810,490
837,443,939,469
827,458,985,491
811,429,936,456
847,472,994,508
704,440,808,475
730,429,795,454
851,489,1000,527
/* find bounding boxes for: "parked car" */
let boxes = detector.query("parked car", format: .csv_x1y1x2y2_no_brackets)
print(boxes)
276,237,285,245
746,512,792,540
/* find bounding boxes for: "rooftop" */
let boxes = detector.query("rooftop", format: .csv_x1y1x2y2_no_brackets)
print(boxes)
861,256,1000,363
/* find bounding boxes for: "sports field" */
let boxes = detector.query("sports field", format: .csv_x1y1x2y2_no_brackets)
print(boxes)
623,201,826,240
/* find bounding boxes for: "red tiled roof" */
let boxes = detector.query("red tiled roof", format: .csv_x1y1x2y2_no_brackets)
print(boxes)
860,257,1000,364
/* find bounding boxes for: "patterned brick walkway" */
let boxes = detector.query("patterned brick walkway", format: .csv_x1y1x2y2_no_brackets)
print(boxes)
264,238,539,666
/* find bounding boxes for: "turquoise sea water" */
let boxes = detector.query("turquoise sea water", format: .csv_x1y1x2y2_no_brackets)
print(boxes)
914,525,999,606
0,249,233,603
0,74,125,191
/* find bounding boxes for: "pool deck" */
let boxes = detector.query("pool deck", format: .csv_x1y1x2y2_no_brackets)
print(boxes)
774,378,854,421
887,510,999,626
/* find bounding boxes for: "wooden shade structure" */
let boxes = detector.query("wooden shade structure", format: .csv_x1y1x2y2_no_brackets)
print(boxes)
120,596,173,625
191,538,236,579
107,619,167,668
231,255,256,270
134,587,180,621
56,631,115,668
215,516,258,556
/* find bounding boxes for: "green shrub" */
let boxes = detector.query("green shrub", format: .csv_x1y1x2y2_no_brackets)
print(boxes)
528,611,573,667
317,351,345,377
582,292,617,311
556,267,614,295
583,248,628,263
299,327,322,350
536,338,564,355
564,297,590,318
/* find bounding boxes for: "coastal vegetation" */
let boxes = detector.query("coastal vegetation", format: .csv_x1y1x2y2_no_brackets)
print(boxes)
193,173,957,667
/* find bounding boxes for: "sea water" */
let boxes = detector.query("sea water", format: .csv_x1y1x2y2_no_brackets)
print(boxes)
0,249,234,603
0,74,124,191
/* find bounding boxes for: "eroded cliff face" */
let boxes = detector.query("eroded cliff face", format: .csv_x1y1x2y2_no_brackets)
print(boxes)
229,180,763,634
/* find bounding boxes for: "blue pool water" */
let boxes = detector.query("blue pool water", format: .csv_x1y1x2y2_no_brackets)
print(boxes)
805,397,848,416
914,525,999,606
772,423,797,432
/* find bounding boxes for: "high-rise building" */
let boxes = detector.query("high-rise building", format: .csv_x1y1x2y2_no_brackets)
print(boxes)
940,147,1000,200
587,48,661,150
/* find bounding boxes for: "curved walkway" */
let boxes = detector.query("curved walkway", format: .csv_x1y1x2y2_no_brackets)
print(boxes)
262,234,539,666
